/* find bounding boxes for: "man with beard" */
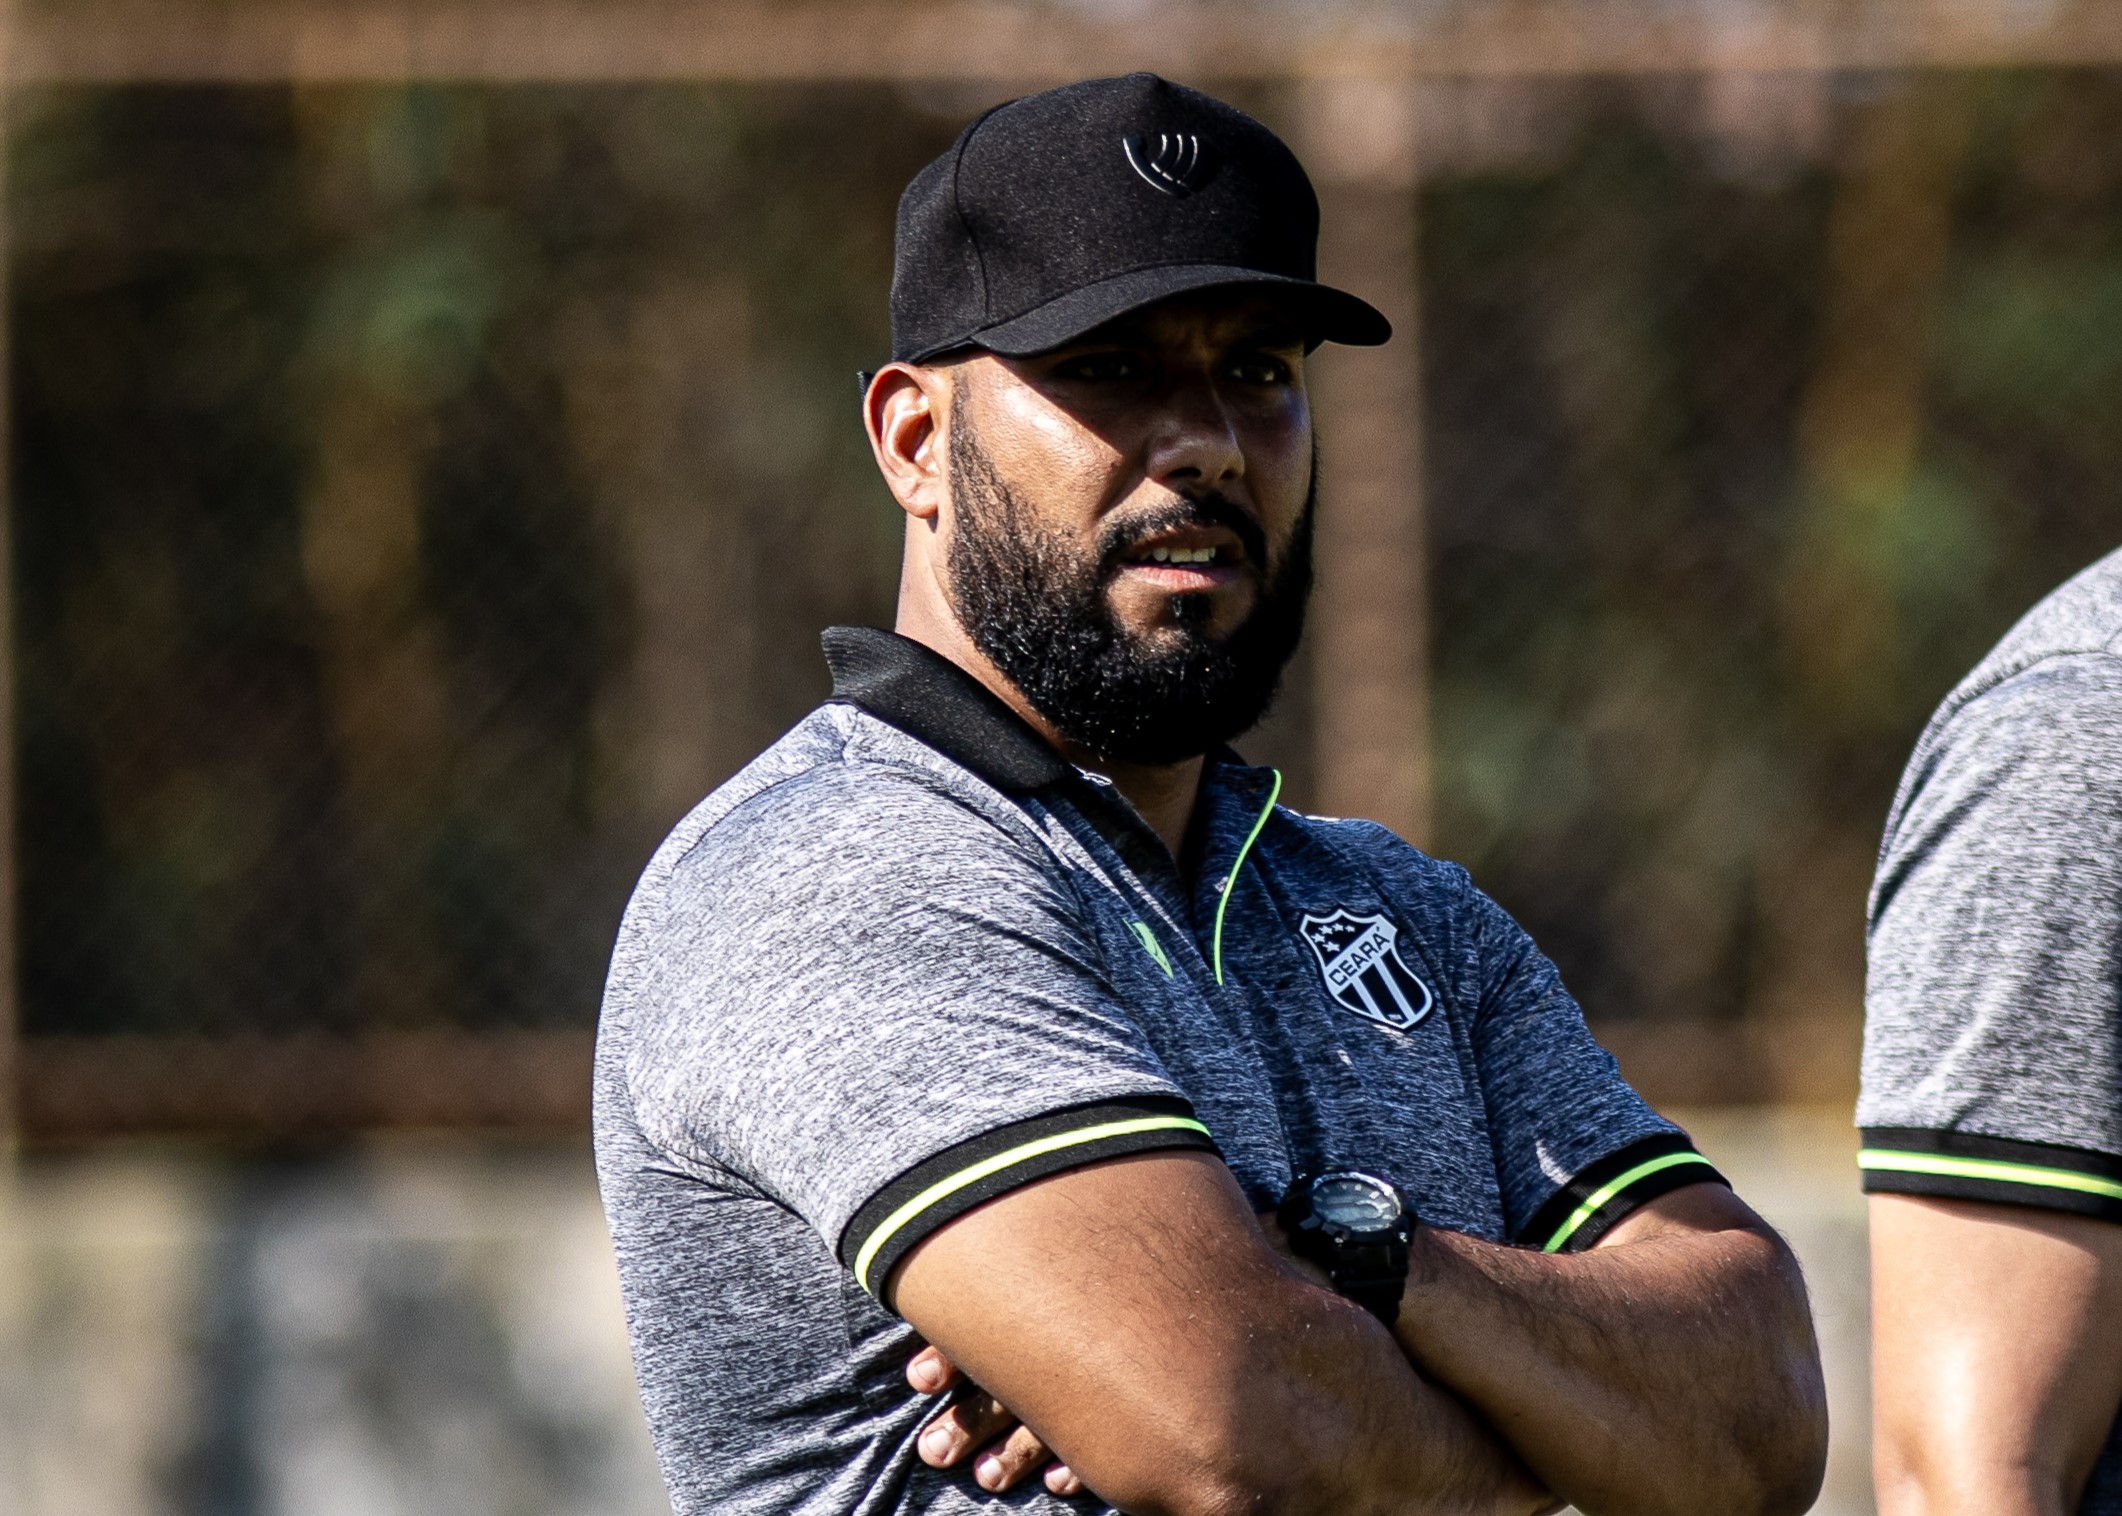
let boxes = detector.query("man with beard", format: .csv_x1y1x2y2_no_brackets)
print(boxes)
594,74,1827,1516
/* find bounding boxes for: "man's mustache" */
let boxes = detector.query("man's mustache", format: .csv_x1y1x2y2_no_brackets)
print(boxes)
1095,495,1270,581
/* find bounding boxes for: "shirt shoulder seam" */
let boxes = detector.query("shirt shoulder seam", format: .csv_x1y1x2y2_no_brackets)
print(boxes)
666,743,1045,882
1933,643,2122,733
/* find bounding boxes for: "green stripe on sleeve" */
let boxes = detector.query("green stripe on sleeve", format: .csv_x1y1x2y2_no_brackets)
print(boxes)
1541,1151,1717,1253
853,1114,1212,1293
1858,1149,2122,1203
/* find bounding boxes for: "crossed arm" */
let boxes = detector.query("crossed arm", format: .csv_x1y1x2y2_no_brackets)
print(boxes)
891,1148,1827,1516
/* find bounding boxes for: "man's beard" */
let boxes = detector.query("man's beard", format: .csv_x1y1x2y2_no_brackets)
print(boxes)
944,425,1314,766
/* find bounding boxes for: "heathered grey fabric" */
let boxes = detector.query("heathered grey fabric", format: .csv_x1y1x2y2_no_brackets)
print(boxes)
597,697,1683,1515
1860,545,2122,1515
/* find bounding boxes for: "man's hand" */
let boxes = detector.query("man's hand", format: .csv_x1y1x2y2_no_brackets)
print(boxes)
907,1344,1081,1497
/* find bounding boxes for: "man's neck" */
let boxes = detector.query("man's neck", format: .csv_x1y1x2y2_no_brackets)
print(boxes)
894,607,1205,861
1075,751,1206,865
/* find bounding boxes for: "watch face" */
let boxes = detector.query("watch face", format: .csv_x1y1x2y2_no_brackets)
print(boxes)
1311,1174,1402,1231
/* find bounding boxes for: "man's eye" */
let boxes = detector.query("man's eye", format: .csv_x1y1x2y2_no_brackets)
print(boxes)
1229,356,1293,385
1054,353,1142,382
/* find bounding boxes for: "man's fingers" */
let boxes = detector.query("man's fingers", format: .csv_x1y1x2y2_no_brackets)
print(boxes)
905,1347,1056,1489
915,1389,1015,1468
905,1344,962,1394
973,1422,1055,1492
1044,1460,1084,1496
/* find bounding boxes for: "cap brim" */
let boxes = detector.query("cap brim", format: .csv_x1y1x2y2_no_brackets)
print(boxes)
911,263,1391,363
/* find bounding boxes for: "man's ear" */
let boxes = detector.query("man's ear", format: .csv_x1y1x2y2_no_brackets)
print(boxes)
865,363,951,524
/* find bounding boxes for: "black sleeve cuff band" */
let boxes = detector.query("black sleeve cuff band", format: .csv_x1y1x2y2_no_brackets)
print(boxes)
1516,1132,1728,1254
1859,1127,2122,1225
838,1094,1218,1301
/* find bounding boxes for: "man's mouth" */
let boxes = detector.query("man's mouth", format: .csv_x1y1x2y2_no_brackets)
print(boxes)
1114,526,1247,592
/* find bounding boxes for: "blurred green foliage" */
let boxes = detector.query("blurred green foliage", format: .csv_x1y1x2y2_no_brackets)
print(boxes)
9,85,945,1036
1424,71,2122,1046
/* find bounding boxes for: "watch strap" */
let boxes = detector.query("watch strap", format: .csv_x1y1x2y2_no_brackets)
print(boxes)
1338,1270,1405,1323
1326,1241,1408,1323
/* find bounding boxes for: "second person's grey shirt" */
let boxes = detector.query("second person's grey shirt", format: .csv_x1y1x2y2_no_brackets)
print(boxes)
1861,545,2122,1515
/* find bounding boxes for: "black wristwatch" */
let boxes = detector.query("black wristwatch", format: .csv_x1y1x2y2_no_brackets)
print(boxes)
1277,1170,1416,1324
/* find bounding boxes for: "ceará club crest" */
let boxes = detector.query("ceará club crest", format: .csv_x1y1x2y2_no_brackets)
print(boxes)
1299,909,1434,1031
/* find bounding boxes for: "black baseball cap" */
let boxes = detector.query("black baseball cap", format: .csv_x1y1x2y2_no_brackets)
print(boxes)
887,73,1391,365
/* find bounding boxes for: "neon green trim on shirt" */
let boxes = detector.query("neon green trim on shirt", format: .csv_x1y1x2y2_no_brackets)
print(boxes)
1213,769,1282,986
1858,1149,2122,1203
1541,1151,1716,1253
1128,920,1174,978
854,1114,1213,1293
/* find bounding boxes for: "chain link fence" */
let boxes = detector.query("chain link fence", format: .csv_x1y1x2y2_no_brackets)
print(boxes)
8,69,2120,1135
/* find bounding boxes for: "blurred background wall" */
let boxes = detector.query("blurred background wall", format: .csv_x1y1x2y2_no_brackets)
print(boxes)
1,2,2119,1512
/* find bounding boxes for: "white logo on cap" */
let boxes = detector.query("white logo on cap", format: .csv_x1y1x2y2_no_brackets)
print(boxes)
1123,133,1220,197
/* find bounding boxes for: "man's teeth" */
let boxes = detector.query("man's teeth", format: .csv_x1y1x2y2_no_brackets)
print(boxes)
1145,547,1217,565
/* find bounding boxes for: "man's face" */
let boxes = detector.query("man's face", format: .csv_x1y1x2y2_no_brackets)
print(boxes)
940,292,1316,765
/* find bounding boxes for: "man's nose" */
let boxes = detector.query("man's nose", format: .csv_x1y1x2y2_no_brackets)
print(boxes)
1144,379,1244,493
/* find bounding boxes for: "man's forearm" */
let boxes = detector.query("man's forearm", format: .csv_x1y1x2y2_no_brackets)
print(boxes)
1245,1206,1556,1515
1300,1332,1557,1516
1011,1259,1555,1516
895,1151,1556,1516
1391,1191,1827,1516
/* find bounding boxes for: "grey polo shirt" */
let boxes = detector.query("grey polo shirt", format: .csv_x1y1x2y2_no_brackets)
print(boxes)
1860,546,2122,1514
594,626,1724,1516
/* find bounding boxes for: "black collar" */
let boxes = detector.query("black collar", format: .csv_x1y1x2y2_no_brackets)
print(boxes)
822,626,1074,793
